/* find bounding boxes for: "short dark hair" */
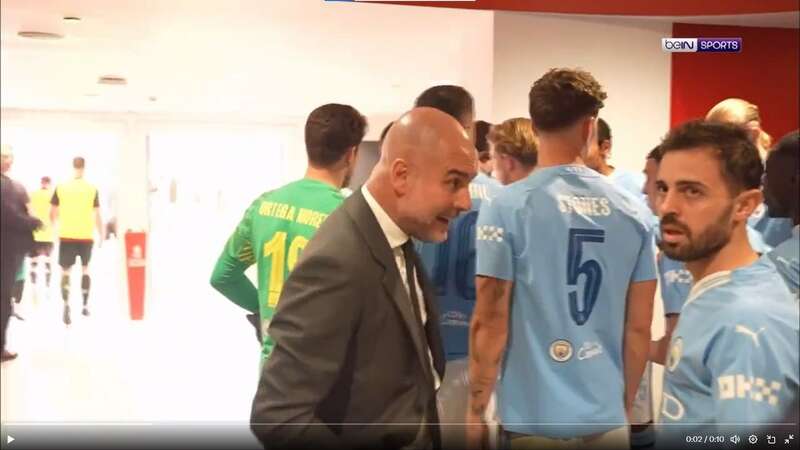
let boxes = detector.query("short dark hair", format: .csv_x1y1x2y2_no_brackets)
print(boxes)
529,68,607,132
646,145,663,162
597,118,611,144
379,121,393,144
771,130,799,161
305,104,367,167
73,157,85,169
414,85,474,126
660,120,763,193
475,120,492,153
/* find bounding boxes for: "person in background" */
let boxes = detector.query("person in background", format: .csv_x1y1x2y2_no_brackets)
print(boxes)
250,108,473,449
412,86,502,450
762,130,799,295
1,144,41,362
210,104,367,360
416,85,475,141
51,156,103,325
584,117,648,206
474,120,497,179
706,98,793,247
29,176,55,290
468,68,656,450
655,120,797,444
487,118,538,185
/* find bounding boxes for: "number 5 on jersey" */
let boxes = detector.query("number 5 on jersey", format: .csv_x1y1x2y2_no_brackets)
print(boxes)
567,228,605,325
263,232,309,307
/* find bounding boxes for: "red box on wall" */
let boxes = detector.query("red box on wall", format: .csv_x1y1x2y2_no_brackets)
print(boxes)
125,231,147,320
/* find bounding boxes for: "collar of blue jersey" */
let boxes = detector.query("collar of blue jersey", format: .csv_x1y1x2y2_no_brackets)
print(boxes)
684,270,732,310
360,184,409,250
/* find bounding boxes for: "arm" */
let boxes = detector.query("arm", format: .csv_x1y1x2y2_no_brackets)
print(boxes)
50,189,59,225
0,180,41,232
467,276,511,419
250,250,359,449
624,225,658,417
209,206,259,313
624,279,656,416
650,314,679,364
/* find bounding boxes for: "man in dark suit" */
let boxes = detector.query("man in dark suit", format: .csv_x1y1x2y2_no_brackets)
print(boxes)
250,107,478,450
1,145,42,362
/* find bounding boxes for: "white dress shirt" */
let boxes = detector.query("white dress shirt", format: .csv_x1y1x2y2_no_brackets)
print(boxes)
362,185,441,390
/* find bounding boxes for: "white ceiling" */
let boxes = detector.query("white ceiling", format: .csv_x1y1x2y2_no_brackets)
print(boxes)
1,0,797,118
1,0,488,118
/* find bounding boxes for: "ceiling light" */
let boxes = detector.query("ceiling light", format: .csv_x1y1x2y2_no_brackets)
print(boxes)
17,31,64,40
98,76,127,86
63,16,82,22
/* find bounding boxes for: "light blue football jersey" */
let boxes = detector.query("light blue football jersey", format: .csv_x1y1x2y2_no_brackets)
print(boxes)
608,168,648,208
658,225,773,315
765,225,799,296
658,258,799,443
749,203,795,248
417,172,502,361
475,164,656,438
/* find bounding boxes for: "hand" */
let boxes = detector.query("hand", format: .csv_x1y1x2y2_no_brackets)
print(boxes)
465,411,489,450
29,217,43,231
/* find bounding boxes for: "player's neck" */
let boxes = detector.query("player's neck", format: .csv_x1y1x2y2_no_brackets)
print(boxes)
685,227,758,282
536,146,583,168
304,166,342,190
599,165,615,177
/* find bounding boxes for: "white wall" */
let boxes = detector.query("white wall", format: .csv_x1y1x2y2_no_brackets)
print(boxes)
492,13,672,172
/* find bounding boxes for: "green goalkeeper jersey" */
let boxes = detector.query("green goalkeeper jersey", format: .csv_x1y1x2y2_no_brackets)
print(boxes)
210,178,344,360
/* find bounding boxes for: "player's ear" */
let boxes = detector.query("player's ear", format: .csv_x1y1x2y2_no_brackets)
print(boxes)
347,145,359,166
390,158,410,195
734,188,763,221
580,116,597,150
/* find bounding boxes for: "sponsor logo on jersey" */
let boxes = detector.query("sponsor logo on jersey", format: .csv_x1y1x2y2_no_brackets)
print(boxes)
667,337,683,372
477,225,504,242
664,268,692,284
661,391,685,421
441,310,470,327
734,324,766,347
577,341,603,361
549,339,573,362
718,374,782,406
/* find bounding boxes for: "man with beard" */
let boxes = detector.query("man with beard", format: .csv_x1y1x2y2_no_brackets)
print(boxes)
655,121,798,446
762,131,799,295
210,103,367,361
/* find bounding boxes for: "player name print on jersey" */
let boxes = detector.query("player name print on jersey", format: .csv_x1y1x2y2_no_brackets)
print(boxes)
557,195,611,216
259,200,330,229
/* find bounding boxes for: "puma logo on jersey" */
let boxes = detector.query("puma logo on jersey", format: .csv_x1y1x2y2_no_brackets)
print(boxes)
735,325,766,347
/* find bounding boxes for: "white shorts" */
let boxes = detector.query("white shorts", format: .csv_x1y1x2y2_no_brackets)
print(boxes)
631,363,654,424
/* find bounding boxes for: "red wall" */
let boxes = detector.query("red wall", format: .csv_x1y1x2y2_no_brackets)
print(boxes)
670,23,800,140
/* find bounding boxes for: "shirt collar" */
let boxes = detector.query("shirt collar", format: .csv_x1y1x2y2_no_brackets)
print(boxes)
361,184,409,249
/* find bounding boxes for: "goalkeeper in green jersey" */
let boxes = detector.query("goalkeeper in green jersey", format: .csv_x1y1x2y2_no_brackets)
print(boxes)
211,104,367,360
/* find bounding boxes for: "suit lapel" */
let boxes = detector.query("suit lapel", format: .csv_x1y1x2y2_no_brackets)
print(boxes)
345,191,437,383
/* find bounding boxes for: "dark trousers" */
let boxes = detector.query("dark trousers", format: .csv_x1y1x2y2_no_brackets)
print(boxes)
1,249,24,353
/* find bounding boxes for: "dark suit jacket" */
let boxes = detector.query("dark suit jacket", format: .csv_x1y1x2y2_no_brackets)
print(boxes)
250,189,445,450
1,174,39,291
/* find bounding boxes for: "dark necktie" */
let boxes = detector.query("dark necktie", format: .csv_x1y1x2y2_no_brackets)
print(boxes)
401,240,425,327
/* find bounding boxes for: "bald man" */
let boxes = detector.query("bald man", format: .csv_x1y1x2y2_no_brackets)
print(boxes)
250,108,477,450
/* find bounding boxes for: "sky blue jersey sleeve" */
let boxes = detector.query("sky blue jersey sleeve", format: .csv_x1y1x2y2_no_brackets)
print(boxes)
709,316,799,427
475,198,514,281
631,223,657,282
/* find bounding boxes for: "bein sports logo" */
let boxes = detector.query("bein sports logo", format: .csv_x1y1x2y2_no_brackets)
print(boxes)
662,37,742,53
